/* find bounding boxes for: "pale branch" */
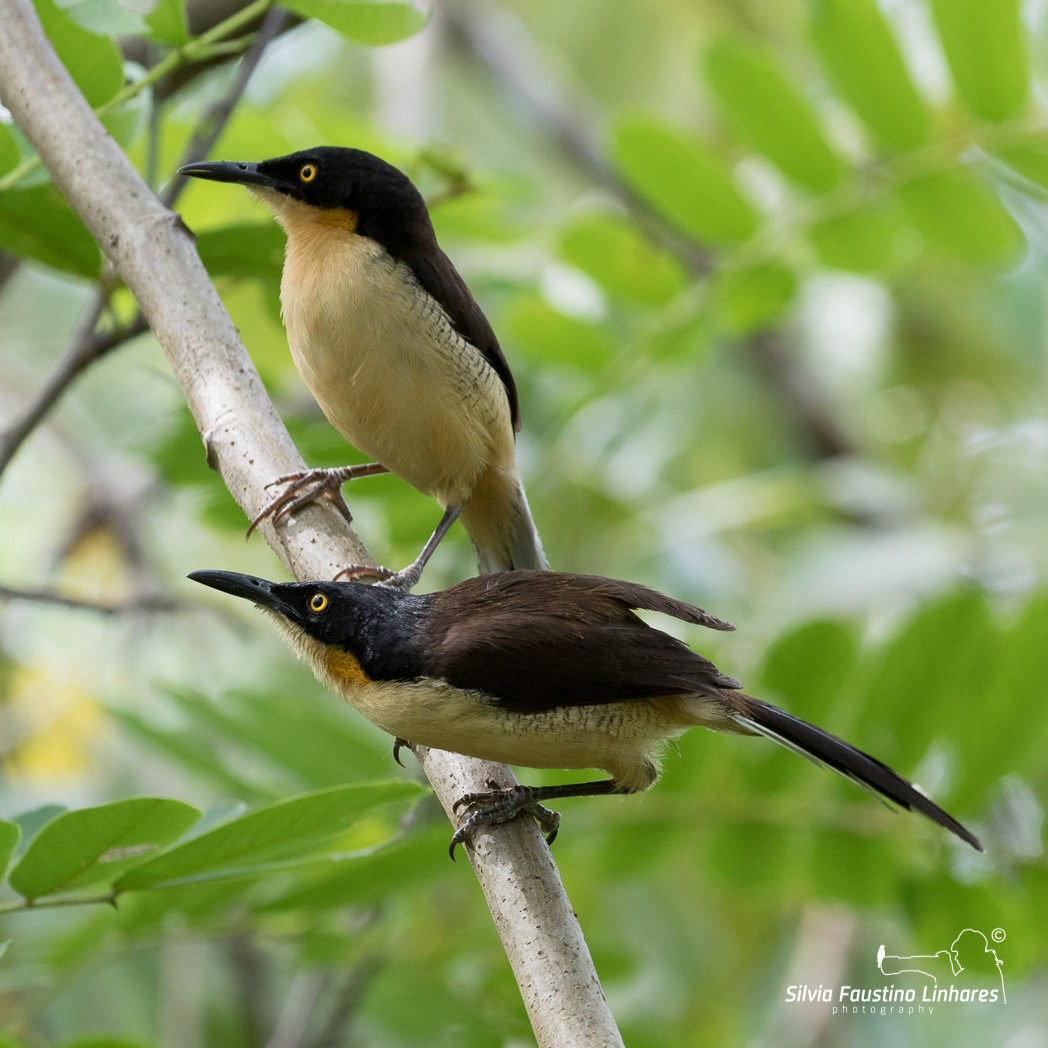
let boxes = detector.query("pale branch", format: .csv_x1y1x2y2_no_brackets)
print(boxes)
0,3,624,1045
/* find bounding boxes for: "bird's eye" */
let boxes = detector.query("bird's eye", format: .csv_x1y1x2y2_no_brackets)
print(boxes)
309,592,329,613
299,163,317,183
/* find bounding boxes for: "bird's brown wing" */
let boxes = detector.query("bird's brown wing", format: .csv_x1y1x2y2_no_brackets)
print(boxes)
424,571,740,713
407,249,521,430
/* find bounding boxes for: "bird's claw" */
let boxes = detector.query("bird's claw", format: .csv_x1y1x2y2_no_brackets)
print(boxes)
334,562,423,592
246,468,353,538
392,737,412,767
448,783,561,860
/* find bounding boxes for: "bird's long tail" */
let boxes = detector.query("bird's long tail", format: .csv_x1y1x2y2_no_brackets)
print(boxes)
463,474,548,573
731,696,982,850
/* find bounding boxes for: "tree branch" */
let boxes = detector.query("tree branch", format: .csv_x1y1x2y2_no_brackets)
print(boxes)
0,3,623,1044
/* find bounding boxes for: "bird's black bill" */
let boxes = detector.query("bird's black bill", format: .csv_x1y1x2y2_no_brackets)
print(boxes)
178,160,287,192
188,569,292,616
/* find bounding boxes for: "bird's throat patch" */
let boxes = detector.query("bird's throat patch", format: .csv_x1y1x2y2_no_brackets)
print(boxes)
324,648,371,688
316,207,358,233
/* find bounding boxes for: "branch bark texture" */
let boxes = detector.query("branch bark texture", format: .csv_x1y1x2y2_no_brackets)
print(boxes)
0,2,622,1044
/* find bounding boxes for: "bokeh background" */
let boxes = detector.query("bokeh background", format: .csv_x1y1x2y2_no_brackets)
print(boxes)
1,1,1046,1045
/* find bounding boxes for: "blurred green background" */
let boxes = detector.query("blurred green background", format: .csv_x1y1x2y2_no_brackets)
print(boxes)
0,0,1046,1045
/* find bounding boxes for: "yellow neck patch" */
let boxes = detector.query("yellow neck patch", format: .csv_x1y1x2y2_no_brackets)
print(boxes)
324,648,371,688
315,207,359,233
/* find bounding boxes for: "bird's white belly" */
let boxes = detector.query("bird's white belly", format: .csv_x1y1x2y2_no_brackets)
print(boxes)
280,234,511,506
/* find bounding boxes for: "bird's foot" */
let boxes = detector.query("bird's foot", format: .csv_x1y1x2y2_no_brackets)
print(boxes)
448,782,561,860
246,462,387,538
334,559,424,592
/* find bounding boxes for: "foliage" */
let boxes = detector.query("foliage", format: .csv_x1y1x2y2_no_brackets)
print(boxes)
1,0,1047,1045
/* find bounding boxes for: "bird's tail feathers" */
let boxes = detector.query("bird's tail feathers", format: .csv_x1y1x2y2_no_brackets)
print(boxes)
732,696,981,851
467,476,548,573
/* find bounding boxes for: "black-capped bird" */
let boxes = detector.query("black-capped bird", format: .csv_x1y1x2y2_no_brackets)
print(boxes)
188,569,982,857
179,147,546,587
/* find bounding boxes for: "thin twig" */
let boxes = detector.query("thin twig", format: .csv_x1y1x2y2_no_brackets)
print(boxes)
0,582,181,615
0,304,149,480
161,4,288,208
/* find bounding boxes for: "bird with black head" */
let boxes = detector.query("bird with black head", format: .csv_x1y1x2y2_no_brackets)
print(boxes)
180,147,546,588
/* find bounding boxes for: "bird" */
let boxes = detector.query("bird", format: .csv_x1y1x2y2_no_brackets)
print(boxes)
178,147,547,588
188,568,982,857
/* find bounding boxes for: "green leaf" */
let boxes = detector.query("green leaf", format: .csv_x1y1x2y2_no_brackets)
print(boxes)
810,0,928,151
36,0,123,107
714,261,796,334
144,0,188,45
8,798,201,901
110,707,275,801
706,821,800,896
954,592,1048,804
811,829,895,905
0,184,102,277
114,782,423,891
281,0,429,46
898,168,1024,266
58,0,148,36
558,211,687,306
195,223,286,280
0,820,20,878
11,805,66,860
261,824,449,912
995,142,1048,191
809,200,903,272
610,116,757,244
158,685,389,791
101,82,150,151
703,38,843,192
0,124,21,177
857,590,998,770
744,620,861,793
503,294,614,371
929,0,1027,122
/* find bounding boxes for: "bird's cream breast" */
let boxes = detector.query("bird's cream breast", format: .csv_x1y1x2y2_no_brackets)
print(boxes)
278,224,513,506
333,673,685,792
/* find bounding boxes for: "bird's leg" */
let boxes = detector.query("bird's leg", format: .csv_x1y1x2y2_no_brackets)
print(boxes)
448,778,620,859
247,461,390,537
335,505,463,592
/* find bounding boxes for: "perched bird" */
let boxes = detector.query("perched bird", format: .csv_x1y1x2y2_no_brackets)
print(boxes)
189,568,982,857
179,147,546,587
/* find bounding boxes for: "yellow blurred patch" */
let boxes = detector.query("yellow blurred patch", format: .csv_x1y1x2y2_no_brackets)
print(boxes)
6,664,104,780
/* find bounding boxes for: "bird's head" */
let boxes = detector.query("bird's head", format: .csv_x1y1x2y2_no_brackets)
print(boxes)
178,147,433,254
188,570,426,690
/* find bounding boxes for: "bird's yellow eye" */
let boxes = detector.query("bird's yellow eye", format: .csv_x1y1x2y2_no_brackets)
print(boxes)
299,163,317,183
309,592,329,613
